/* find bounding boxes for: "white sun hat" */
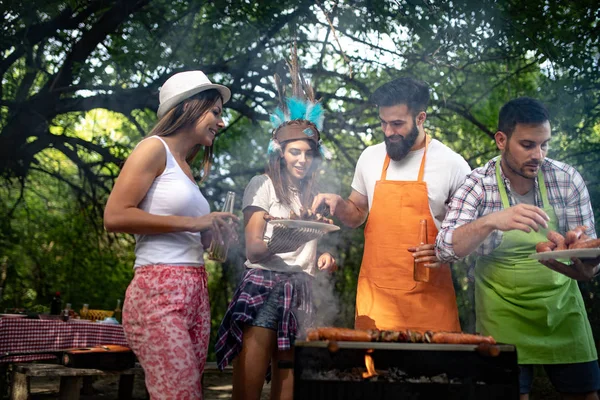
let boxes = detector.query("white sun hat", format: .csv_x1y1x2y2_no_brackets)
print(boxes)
156,70,231,119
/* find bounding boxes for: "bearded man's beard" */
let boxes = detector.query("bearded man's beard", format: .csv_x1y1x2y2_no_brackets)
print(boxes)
385,123,420,161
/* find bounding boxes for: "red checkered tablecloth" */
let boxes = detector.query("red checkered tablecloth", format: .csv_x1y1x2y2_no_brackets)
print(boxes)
0,317,128,363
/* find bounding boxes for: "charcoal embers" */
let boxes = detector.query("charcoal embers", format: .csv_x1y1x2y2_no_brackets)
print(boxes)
301,368,465,384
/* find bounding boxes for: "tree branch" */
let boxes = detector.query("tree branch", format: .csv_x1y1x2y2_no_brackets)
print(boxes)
45,0,151,93
436,100,495,139
0,0,110,73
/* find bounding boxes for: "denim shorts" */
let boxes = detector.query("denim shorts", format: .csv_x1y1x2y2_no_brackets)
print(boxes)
519,361,600,394
250,283,283,331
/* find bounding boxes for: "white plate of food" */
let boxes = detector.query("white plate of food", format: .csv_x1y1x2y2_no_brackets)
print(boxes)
529,248,600,261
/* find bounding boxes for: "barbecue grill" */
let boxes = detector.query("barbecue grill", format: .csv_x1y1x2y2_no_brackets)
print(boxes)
293,340,519,399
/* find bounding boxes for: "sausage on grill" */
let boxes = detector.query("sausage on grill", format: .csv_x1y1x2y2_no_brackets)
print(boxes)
306,327,375,342
425,331,496,345
307,327,497,345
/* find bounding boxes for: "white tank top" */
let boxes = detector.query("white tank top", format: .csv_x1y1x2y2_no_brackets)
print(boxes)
134,136,210,267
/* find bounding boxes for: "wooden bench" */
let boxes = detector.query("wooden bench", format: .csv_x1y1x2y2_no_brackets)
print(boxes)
10,363,143,400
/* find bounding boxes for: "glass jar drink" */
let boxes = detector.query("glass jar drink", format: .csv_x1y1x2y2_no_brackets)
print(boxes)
413,219,430,282
62,303,72,322
208,191,236,262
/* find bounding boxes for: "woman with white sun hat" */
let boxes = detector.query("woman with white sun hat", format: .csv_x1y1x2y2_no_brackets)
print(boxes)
104,70,237,399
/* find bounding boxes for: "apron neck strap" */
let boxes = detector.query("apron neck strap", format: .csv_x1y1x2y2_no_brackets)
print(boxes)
381,135,429,181
538,166,549,207
495,156,548,208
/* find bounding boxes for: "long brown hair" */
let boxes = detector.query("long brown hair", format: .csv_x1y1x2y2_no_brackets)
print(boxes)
147,89,223,184
266,121,322,208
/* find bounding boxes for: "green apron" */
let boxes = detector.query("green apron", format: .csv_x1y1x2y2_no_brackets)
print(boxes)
474,158,597,364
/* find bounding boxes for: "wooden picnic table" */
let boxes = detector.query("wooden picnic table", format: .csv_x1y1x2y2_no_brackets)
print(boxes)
0,316,130,399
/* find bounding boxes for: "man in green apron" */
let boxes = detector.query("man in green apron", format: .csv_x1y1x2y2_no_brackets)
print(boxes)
436,97,600,400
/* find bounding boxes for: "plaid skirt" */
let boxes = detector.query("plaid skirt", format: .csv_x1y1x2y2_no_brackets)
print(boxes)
215,268,314,371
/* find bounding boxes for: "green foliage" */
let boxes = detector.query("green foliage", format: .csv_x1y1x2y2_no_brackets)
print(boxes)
0,168,133,311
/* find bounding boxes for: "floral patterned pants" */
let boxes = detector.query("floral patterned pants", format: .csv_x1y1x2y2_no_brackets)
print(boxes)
123,265,210,400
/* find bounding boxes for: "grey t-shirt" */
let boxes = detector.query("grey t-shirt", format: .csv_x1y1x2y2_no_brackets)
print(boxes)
512,189,535,205
242,174,317,276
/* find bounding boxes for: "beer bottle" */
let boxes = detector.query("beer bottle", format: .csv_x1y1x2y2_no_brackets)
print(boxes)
413,219,430,282
114,299,122,324
50,292,62,315
208,191,236,262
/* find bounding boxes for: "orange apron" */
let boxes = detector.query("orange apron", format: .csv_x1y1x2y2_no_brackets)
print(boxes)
355,137,461,332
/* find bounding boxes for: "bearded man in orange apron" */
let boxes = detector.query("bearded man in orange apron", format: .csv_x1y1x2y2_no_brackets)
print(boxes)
312,77,471,332
436,97,600,400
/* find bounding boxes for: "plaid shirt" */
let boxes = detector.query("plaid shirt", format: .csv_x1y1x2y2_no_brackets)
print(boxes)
215,268,313,371
436,157,597,262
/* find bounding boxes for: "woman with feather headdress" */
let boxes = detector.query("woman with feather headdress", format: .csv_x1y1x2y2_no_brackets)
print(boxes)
215,52,336,400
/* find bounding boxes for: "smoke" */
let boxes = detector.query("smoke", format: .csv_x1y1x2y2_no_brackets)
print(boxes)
311,270,342,328
316,155,343,196
309,157,345,328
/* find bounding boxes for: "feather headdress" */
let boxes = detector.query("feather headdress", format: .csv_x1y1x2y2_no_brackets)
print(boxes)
268,46,331,159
